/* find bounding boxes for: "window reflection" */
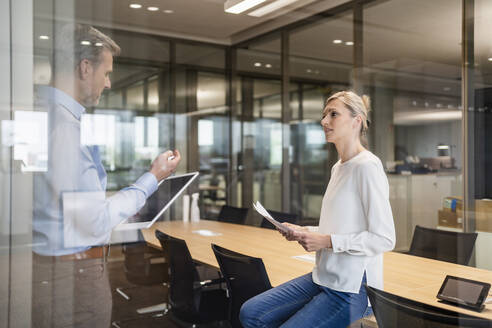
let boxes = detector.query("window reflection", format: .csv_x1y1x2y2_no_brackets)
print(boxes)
5,111,48,172
4,1,492,327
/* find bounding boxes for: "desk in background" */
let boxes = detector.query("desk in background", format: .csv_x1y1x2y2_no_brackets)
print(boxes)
142,220,492,320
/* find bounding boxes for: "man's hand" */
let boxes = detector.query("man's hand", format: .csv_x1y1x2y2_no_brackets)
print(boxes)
278,223,308,241
149,150,181,181
294,231,332,252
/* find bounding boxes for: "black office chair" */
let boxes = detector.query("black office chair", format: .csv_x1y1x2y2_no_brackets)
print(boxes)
260,210,299,230
111,242,169,327
211,244,272,328
366,285,492,328
406,225,478,265
154,230,228,325
217,205,249,225
121,242,168,286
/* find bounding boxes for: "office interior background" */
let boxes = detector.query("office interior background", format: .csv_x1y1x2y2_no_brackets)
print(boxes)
1,0,492,326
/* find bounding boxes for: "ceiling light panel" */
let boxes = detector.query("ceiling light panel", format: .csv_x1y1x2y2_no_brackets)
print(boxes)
225,0,267,14
248,0,299,17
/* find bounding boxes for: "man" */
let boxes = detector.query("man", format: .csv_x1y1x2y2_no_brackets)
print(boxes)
32,24,180,327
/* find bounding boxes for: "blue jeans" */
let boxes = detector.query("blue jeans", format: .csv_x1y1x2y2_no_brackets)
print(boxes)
240,273,371,328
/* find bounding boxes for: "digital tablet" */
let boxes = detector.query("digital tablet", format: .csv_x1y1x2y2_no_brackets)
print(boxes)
114,172,199,231
436,275,491,312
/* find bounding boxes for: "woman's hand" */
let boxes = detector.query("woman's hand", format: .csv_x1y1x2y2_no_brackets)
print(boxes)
294,231,332,252
277,223,308,241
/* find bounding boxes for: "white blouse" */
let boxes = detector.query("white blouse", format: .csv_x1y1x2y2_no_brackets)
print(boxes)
311,150,396,293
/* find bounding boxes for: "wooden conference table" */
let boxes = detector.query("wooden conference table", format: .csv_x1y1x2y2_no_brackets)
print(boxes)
142,220,492,320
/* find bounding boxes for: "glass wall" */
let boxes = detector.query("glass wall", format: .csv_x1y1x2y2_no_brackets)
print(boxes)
472,0,492,270
2,0,492,326
236,35,283,223
363,0,463,250
288,10,353,223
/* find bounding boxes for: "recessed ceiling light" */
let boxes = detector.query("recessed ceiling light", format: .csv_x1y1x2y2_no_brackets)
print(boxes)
39,35,50,40
254,62,262,67
129,3,142,9
488,57,492,62
333,39,343,44
163,9,174,14
95,42,103,47
80,40,91,45
265,64,272,68
306,69,312,73
147,6,159,11
345,41,354,46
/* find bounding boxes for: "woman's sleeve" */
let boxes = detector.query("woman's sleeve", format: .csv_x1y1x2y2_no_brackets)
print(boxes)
330,161,396,256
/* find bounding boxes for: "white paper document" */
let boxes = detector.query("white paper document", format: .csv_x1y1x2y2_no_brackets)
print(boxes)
253,201,294,233
292,254,316,263
192,229,223,237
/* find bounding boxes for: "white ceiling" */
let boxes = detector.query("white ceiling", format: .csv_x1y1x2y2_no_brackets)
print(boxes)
32,0,492,116
34,0,341,45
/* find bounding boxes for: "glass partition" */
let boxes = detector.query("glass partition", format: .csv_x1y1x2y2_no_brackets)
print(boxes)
236,35,283,223
289,11,353,223
363,0,463,250
472,0,492,270
2,0,492,326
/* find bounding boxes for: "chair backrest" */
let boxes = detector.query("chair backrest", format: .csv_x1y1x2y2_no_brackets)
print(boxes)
260,210,299,230
123,242,168,285
366,285,492,328
217,205,249,224
211,244,272,328
408,225,477,265
155,229,199,317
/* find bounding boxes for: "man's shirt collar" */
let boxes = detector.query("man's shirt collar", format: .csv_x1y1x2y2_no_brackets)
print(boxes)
37,85,86,120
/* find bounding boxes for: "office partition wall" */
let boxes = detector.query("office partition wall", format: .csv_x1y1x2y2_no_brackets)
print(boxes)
2,0,492,326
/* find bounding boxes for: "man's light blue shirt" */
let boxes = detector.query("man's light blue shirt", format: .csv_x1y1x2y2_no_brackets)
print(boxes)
33,86,158,256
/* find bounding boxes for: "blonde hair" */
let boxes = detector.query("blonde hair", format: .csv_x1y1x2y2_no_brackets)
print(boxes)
325,90,371,136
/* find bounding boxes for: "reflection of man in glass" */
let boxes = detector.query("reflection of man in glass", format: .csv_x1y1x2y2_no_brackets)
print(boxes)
32,24,180,327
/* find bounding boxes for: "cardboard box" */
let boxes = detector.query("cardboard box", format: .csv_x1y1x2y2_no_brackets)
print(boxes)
476,199,492,232
438,209,463,229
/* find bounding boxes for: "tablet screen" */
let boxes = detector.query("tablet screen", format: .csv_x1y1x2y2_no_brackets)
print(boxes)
441,277,484,304
125,173,197,225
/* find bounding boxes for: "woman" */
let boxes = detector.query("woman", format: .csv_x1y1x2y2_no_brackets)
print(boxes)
240,91,396,328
